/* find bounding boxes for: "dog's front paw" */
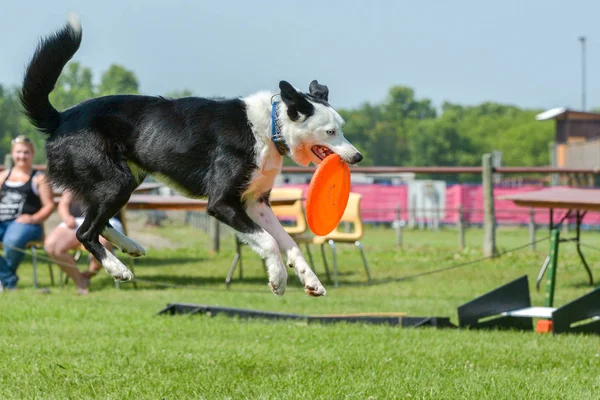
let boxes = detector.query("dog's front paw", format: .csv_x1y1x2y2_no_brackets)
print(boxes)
268,280,287,296
304,282,326,297
297,267,326,296
266,256,288,296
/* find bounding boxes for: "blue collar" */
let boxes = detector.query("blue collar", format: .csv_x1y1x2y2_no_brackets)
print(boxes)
271,101,290,156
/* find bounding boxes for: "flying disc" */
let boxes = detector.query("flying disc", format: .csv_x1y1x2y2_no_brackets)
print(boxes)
306,154,351,235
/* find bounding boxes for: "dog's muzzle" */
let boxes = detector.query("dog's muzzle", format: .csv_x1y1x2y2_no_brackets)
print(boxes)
350,152,363,165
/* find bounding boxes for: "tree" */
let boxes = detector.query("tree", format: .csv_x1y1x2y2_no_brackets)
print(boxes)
49,62,94,111
164,89,193,99
383,86,437,121
0,62,143,164
0,60,561,170
339,86,437,167
0,85,20,157
97,65,139,96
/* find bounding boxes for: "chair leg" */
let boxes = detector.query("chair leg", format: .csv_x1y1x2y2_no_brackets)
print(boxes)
327,240,339,288
319,244,332,283
226,237,243,287
31,246,38,289
304,243,315,271
226,255,240,287
114,254,119,290
355,241,372,282
129,258,137,289
47,262,55,286
237,238,244,280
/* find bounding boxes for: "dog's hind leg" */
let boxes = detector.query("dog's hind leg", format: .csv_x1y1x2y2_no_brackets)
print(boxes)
246,199,326,297
99,163,146,257
206,196,288,295
101,221,146,258
75,174,139,281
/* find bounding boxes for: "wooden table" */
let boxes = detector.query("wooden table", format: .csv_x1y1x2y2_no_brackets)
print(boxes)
126,195,209,211
52,182,165,197
503,188,600,212
125,194,297,211
133,183,165,193
53,194,298,211
502,187,600,307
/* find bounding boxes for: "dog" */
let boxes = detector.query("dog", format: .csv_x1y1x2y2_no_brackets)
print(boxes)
20,14,363,296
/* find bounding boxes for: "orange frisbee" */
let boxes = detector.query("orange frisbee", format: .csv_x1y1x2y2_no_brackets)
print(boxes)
306,154,351,235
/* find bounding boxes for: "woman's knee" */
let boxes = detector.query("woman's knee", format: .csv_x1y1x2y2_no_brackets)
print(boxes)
44,236,57,255
44,228,78,256
3,223,41,248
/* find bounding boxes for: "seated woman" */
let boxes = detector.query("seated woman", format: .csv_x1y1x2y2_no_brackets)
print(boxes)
44,190,125,294
0,135,54,291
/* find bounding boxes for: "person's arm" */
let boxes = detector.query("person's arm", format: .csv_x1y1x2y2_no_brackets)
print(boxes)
30,174,55,224
16,174,55,224
0,170,9,187
57,190,77,228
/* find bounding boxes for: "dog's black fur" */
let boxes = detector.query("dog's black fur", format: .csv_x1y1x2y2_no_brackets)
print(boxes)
20,15,363,295
20,19,295,274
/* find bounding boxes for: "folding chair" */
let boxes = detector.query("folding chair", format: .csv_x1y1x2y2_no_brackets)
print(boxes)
298,192,371,288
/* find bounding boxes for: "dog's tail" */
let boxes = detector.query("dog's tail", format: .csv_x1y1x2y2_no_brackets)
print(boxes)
20,13,82,135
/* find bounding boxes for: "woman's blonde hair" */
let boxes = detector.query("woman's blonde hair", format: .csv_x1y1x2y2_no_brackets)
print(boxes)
11,135,35,152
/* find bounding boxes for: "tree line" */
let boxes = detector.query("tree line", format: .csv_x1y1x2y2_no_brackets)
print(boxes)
0,62,554,171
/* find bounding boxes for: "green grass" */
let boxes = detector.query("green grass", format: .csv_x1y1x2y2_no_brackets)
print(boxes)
2,220,600,399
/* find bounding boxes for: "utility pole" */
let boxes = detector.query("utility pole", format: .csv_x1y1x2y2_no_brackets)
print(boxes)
579,36,587,111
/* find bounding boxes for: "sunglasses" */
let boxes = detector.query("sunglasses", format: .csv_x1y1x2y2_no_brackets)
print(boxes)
11,136,32,145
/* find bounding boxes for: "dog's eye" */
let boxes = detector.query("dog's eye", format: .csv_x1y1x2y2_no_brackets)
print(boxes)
326,129,336,136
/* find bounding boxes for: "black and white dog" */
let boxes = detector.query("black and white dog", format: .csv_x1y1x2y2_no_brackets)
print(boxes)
20,15,363,296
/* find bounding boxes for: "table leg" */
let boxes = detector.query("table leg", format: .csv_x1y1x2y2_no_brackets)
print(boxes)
575,211,594,285
545,229,560,308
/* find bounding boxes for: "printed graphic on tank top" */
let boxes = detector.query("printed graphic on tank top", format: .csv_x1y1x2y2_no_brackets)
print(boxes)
0,170,42,222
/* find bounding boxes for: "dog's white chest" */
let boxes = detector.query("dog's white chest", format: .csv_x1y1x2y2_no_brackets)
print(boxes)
245,166,279,199
243,148,282,200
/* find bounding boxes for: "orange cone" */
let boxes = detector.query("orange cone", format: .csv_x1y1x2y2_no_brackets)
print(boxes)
536,319,553,333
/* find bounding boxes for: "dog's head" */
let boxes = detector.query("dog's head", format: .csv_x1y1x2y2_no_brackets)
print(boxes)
279,80,363,167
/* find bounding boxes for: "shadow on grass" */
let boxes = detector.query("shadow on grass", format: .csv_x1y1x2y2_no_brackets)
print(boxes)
567,281,599,290
90,271,323,294
129,256,208,268
91,274,270,290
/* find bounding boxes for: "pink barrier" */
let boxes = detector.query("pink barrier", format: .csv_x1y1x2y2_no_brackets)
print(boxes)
277,183,600,226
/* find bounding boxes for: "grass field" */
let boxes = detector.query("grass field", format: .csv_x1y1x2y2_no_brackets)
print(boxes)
1,216,600,399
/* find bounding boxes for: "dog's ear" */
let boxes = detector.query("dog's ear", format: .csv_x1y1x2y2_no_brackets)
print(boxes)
279,80,314,121
309,80,329,102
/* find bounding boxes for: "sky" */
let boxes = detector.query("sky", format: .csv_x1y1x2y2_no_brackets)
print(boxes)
2,0,600,112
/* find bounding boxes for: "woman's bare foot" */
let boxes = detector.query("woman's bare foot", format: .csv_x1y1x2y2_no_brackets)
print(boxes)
73,273,89,295
76,286,89,295
81,269,100,280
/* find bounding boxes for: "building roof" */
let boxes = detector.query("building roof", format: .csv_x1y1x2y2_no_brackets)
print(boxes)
536,107,600,121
